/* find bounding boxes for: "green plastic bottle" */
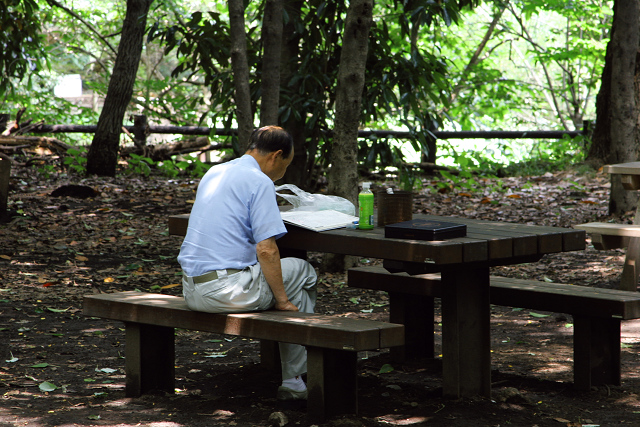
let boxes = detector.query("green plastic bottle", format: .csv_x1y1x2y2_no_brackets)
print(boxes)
358,182,374,229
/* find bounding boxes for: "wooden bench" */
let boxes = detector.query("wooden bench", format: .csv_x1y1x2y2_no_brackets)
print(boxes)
348,266,640,391
576,161,640,291
574,221,640,291
83,291,404,421
574,222,640,251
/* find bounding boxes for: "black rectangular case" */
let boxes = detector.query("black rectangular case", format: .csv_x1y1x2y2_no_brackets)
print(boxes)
384,219,467,241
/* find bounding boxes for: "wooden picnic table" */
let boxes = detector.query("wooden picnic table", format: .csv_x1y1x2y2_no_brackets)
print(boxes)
168,212,585,398
575,162,640,291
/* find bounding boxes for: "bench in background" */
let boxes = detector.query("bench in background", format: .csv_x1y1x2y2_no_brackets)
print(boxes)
348,266,640,391
574,222,640,251
575,161,640,291
83,291,404,421
574,222,640,291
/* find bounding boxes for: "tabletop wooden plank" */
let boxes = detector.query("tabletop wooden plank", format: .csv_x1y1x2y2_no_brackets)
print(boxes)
574,222,640,237
603,162,640,175
168,212,583,265
425,214,585,253
416,214,538,259
277,225,466,265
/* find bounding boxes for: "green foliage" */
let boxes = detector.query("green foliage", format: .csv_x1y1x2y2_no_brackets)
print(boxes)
0,0,47,98
441,1,610,133
147,10,236,128
157,159,181,178
122,153,212,178
498,135,587,176
148,0,475,170
64,147,88,174
398,165,423,192
177,154,212,177
126,154,154,177
435,169,478,193
35,163,56,179
0,0,612,183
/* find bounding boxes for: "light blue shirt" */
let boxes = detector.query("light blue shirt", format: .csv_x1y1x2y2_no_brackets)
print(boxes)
177,155,287,277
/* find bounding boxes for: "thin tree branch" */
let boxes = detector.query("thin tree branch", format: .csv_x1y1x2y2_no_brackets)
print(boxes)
45,0,118,56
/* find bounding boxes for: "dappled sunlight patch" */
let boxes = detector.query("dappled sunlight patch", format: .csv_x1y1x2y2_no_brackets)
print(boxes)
145,423,183,427
614,393,640,407
375,414,432,425
532,361,572,376
208,409,235,420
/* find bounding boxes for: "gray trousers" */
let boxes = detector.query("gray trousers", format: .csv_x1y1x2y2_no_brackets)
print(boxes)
182,257,318,379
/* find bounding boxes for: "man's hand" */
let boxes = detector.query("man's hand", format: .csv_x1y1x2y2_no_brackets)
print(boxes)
275,300,299,312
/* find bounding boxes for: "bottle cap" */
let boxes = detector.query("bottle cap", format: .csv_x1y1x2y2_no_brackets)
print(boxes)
363,182,371,190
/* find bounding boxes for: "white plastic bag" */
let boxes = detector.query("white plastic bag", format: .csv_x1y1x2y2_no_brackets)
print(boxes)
275,184,356,216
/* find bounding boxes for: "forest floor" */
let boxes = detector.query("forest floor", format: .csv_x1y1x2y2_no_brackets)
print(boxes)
1,163,640,427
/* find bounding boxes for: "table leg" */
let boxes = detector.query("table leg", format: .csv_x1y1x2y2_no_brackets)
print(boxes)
573,315,621,390
388,292,435,361
440,267,491,398
619,197,640,291
620,238,640,291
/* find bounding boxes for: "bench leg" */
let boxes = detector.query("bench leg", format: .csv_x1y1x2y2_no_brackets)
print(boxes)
306,347,358,422
441,268,491,398
389,292,435,361
260,339,281,372
573,316,621,390
620,237,640,291
125,322,175,397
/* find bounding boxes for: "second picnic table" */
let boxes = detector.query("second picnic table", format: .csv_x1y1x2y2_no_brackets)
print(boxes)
575,161,640,291
169,212,585,399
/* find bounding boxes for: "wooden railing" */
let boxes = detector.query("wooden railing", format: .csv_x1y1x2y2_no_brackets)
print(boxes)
2,114,590,146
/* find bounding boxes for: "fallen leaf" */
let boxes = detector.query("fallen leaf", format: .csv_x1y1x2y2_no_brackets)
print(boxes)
30,363,49,368
39,381,58,392
0,255,11,260
161,283,182,289
76,255,88,262
379,364,394,374
529,312,550,318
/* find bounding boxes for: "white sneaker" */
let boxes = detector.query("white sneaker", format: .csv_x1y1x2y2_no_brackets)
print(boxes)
276,386,308,400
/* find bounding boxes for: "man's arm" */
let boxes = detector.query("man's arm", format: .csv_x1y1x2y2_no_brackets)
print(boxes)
256,237,299,311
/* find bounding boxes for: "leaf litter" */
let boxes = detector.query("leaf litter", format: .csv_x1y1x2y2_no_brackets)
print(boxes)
0,166,639,426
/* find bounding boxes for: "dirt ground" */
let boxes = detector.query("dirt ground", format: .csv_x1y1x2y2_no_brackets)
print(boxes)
1,164,640,427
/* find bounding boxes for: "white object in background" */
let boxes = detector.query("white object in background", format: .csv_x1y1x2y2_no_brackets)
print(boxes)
54,74,82,98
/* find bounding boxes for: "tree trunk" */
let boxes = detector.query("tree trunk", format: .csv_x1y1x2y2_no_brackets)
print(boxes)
587,25,613,169
86,0,153,177
280,0,310,189
593,0,640,215
323,0,373,272
260,0,284,127
0,158,10,219
228,0,254,153
327,0,373,205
